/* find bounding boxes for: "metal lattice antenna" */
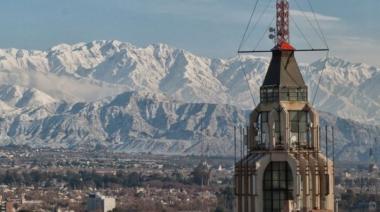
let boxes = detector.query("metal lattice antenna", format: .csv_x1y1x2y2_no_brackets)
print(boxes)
276,0,290,44
238,0,329,53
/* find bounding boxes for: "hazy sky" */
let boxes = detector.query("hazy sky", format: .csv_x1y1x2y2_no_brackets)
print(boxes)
0,0,379,66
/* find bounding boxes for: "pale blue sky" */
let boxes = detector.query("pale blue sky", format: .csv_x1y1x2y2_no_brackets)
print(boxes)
0,0,379,66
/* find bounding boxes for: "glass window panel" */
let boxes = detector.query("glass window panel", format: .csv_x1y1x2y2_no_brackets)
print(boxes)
264,162,293,212
264,180,271,189
272,171,279,181
273,180,279,188
289,111,312,149
290,132,298,146
273,191,280,200
264,171,271,180
274,201,280,210
262,112,268,122
289,111,298,121
289,95,297,101
299,112,306,122
262,134,268,145
300,132,307,144
298,90,307,100
280,92,288,100
280,170,286,180
299,123,307,132
264,201,272,211
291,122,298,132
272,162,280,170
262,124,268,133
265,192,272,200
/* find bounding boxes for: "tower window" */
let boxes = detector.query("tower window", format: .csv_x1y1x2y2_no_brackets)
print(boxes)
288,88,298,101
263,162,293,212
279,87,308,101
289,111,311,148
260,87,279,103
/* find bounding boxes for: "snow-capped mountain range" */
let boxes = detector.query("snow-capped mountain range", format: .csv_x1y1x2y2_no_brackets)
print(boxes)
0,40,379,160
0,90,378,161
0,40,378,124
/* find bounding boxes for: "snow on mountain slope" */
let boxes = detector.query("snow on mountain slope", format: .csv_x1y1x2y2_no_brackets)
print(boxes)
0,91,378,161
0,84,56,108
0,100,13,114
0,40,379,125
0,91,246,155
303,58,380,124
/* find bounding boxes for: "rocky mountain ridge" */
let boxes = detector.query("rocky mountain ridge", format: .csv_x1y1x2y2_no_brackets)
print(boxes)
0,40,379,124
0,90,378,161
0,41,379,161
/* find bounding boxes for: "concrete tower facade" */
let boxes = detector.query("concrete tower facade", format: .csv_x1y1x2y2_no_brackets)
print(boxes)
234,1,334,209
235,1,334,210
234,47,334,212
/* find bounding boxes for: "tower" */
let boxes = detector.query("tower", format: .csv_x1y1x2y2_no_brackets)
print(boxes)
234,0,334,211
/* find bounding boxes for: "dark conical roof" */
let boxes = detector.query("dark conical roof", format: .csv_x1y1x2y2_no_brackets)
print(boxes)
262,49,306,87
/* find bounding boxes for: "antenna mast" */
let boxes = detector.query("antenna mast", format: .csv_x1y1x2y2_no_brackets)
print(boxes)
238,0,329,53
276,0,290,44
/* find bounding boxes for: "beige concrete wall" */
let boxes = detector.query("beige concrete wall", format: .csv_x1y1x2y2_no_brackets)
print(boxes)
237,97,334,212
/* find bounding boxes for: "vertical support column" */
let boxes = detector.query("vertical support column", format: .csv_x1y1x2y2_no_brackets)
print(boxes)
280,107,289,149
316,173,321,208
269,109,277,149
250,111,260,151
309,108,319,151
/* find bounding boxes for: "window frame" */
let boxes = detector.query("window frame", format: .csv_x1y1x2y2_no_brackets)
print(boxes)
263,162,294,212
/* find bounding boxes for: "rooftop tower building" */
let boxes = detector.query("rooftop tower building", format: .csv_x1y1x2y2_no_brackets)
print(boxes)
234,0,334,211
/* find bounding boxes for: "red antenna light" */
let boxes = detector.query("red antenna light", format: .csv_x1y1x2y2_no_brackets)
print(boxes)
276,0,290,44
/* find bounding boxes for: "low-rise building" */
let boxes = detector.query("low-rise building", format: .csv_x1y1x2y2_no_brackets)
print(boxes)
85,193,115,212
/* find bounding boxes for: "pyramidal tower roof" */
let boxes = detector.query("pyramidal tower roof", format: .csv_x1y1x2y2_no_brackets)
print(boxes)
262,44,306,87
262,0,306,88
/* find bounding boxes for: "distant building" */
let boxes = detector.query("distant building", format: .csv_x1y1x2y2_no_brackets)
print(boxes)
85,193,116,212
234,0,334,211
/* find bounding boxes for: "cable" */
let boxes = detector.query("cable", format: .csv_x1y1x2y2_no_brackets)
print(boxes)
312,51,330,105
239,56,258,108
237,15,276,108
253,15,276,51
243,0,275,48
290,15,313,49
306,0,329,49
292,0,326,47
238,0,260,52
